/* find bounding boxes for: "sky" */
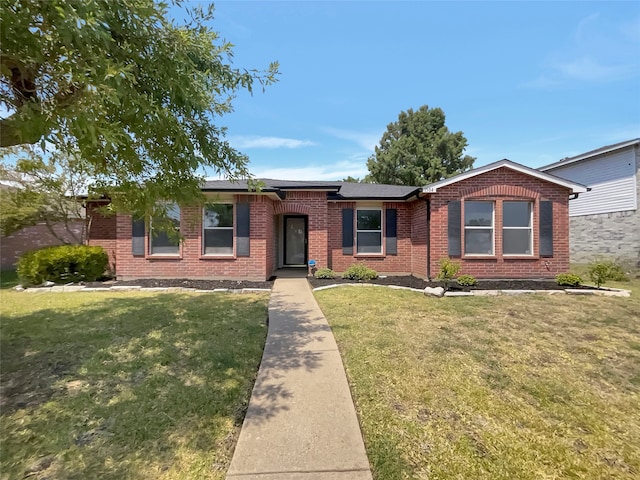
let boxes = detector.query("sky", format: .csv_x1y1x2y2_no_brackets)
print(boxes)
197,0,640,181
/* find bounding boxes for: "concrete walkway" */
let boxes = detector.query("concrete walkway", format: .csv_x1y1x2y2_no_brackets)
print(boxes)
226,277,373,480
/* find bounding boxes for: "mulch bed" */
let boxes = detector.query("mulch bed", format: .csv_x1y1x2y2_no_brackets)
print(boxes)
56,275,592,291
85,278,275,290
308,275,592,291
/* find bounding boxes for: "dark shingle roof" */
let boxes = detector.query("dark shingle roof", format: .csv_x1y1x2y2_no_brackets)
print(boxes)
201,178,421,200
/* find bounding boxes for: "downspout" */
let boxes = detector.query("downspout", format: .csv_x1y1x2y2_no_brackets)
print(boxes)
425,197,431,281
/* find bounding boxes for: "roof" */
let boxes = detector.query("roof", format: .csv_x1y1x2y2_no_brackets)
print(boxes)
202,178,421,200
421,159,589,194
539,138,640,171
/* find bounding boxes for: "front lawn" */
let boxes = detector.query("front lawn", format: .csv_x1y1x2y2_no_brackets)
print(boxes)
0,290,268,479
315,282,640,479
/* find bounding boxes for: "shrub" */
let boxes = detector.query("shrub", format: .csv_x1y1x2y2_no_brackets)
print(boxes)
457,274,478,287
587,259,629,288
555,273,582,287
315,267,336,279
17,245,109,286
342,263,378,281
436,258,461,289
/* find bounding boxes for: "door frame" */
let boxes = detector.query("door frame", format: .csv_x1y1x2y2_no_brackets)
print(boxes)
283,215,308,266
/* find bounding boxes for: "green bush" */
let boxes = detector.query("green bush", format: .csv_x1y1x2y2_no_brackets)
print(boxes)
315,267,336,279
555,273,582,287
342,263,378,281
587,259,628,288
436,258,461,289
456,274,478,287
17,245,109,286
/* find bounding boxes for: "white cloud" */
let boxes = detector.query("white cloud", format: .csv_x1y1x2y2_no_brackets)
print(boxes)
230,135,316,149
523,14,640,88
321,127,381,151
253,158,368,181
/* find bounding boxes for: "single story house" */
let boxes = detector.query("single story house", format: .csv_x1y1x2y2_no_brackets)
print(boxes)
539,138,639,267
87,159,587,281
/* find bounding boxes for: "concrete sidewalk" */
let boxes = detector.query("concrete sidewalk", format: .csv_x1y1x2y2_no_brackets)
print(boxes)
226,277,373,480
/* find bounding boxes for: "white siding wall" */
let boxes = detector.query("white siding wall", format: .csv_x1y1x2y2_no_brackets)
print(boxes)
546,147,637,217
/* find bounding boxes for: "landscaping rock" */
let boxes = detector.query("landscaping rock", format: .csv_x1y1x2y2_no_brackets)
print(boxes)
424,286,445,297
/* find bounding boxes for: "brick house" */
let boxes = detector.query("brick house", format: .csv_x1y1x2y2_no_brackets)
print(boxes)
87,159,587,281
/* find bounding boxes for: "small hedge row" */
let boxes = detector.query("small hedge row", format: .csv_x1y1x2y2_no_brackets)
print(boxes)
17,245,109,286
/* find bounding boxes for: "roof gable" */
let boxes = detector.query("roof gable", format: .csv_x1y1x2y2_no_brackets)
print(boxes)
421,159,588,194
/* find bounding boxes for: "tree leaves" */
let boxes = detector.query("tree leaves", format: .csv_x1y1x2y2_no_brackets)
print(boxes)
366,105,475,186
0,0,279,213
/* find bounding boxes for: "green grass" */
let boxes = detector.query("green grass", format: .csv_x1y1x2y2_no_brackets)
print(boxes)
0,290,268,480
315,281,640,480
0,269,19,290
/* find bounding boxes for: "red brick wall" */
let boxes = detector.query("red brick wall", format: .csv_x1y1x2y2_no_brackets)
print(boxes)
411,200,428,278
274,191,329,271
1,220,86,269
428,167,570,278
88,197,272,281
87,204,117,272
327,202,415,275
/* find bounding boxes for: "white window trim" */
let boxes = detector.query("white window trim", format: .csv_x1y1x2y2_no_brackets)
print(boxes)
202,203,235,256
502,201,533,256
149,203,181,256
356,207,383,255
464,201,495,256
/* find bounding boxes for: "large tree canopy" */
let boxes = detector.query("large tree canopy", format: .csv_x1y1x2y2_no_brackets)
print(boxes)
365,105,475,186
0,0,278,213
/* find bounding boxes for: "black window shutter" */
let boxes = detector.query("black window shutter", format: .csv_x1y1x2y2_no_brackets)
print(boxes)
448,201,461,256
132,218,145,256
385,208,397,255
342,208,354,255
236,202,250,257
539,201,553,257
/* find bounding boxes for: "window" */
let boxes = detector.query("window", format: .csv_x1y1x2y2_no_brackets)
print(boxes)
356,208,382,254
150,203,180,255
503,201,532,255
464,201,494,255
203,204,234,255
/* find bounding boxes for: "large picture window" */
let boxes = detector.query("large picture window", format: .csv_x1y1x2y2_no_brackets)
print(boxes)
150,203,181,255
503,201,532,255
203,204,234,255
356,209,382,254
464,201,494,255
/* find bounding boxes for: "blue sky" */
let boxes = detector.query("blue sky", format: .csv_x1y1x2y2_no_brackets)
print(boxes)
202,0,640,181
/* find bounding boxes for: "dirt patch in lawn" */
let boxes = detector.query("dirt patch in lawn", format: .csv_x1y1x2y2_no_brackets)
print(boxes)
308,275,593,290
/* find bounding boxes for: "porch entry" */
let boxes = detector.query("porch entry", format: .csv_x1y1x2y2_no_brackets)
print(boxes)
283,215,308,266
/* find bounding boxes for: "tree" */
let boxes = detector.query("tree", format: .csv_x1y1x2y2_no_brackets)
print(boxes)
0,0,278,215
0,147,88,243
342,176,364,183
365,105,475,186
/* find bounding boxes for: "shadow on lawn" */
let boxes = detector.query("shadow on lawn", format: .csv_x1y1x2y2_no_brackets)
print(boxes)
0,293,268,479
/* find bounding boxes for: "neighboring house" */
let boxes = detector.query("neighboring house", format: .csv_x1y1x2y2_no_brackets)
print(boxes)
87,159,587,281
0,180,85,269
539,138,640,267
1,221,85,270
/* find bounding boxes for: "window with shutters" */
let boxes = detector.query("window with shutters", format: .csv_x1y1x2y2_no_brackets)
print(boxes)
203,204,234,255
464,201,494,255
356,208,382,254
149,203,181,255
503,201,533,255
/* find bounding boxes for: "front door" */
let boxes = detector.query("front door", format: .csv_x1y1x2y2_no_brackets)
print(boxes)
284,216,307,266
